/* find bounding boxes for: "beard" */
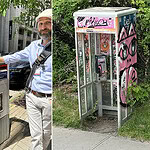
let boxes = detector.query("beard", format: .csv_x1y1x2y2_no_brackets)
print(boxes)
39,29,51,40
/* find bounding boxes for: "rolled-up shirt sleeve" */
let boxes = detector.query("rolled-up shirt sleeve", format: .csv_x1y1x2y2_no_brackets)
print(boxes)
3,46,30,64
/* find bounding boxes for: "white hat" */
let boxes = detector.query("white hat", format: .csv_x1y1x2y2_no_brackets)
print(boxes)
36,9,52,22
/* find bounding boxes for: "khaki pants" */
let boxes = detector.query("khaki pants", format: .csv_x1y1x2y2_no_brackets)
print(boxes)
26,92,52,150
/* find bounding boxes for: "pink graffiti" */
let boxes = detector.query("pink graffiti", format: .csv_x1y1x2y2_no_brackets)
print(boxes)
118,23,137,104
120,67,137,104
77,17,114,29
118,23,137,71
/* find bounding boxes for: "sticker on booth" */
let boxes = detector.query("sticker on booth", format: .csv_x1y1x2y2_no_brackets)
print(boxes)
100,33,110,54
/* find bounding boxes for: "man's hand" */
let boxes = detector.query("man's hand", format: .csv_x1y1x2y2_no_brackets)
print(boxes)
0,57,5,63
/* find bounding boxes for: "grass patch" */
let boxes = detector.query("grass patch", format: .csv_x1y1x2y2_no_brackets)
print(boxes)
53,86,81,128
118,100,150,141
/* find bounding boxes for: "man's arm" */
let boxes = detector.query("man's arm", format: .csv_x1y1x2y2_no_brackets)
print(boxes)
0,57,4,63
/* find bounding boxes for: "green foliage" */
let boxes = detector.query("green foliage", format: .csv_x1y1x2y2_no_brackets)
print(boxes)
53,36,77,84
119,99,150,141
53,87,81,128
0,0,51,27
126,81,150,107
53,0,90,85
132,0,150,79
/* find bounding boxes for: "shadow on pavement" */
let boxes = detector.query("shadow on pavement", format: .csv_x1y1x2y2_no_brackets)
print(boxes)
9,117,30,137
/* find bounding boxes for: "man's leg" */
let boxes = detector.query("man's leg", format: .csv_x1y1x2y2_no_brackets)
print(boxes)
26,93,44,150
41,97,52,150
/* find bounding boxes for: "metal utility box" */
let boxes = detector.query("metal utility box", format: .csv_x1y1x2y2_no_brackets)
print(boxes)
73,7,137,127
0,63,9,144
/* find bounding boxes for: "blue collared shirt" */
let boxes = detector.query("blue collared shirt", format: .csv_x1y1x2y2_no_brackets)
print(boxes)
3,39,52,94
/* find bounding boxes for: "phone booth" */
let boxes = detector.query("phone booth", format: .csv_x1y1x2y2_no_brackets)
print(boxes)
0,63,9,144
73,7,137,128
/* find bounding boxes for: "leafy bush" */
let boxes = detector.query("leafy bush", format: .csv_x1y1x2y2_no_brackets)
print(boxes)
127,81,150,107
125,0,150,107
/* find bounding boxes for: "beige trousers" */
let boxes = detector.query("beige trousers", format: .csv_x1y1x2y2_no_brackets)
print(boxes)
26,92,52,150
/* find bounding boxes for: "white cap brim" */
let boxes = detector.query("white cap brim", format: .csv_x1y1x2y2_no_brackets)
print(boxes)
36,9,52,22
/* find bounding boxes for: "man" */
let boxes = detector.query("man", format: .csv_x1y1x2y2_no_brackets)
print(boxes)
0,9,52,150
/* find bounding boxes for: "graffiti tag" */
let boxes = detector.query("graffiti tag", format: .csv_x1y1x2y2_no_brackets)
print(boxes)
77,17,114,29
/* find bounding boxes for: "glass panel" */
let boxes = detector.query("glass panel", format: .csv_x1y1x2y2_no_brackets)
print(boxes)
127,106,132,115
18,40,23,50
96,33,100,54
80,88,86,114
19,27,24,35
90,33,96,81
102,81,111,106
93,83,98,106
106,55,110,80
33,32,37,39
0,93,3,111
113,82,117,106
87,85,92,111
26,41,31,47
112,34,117,79
121,105,126,120
78,33,84,87
27,30,32,37
84,33,91,83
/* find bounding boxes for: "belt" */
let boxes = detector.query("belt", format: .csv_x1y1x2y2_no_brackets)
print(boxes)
31,90,52,98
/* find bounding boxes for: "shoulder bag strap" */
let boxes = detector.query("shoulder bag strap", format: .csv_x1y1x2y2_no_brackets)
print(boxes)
25,44,51,92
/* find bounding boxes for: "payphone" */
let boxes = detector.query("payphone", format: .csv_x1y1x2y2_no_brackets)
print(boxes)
0,63,9,144
74,7,137,127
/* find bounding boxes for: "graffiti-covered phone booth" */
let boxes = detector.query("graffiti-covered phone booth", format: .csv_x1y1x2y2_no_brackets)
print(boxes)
73,7,137,127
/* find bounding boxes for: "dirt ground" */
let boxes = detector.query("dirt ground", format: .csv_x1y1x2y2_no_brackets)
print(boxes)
84,114,118,135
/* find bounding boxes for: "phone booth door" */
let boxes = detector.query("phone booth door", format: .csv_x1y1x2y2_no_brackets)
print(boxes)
76,33,97,118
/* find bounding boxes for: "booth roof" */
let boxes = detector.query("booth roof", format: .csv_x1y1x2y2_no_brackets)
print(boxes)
73,7,137,17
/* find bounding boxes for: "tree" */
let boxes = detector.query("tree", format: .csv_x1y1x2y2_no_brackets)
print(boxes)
0,0,51,27
132,0,150,80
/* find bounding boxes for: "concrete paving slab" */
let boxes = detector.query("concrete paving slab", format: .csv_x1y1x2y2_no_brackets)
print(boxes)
94,136,150,150
53,127,111,150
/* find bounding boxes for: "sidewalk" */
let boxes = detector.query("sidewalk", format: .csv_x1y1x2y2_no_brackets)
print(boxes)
53,127,150,150
1,90,150,150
